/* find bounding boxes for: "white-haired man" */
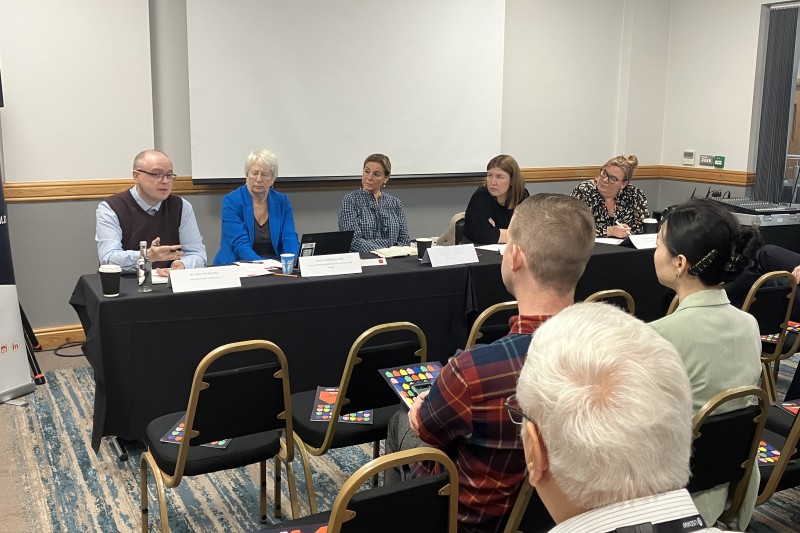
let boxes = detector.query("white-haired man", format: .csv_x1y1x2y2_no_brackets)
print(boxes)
512,302,722,532
387,193,596,533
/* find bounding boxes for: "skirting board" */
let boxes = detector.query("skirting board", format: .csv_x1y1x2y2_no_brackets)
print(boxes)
32,324,85,350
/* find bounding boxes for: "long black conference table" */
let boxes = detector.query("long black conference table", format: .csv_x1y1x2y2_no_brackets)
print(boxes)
70,244,667,451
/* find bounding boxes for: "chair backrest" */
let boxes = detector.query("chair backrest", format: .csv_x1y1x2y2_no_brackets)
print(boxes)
454,216,466,245
584,289,635,314
502,478,555,533
327,447,459,533
741,271,797,363
666,293,680,316
316,322,426,449
437,211,466,246
172,340,294,481
466,301,518,349
688,385,768,522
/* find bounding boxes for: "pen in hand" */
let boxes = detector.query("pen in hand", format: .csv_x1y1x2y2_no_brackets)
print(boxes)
613,221,631,238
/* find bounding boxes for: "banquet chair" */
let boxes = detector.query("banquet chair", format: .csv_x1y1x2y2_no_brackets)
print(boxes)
666,293,680,315
584,289,635,314
290,322,427,512
502,478,555,533
140,340,303,533
756,401,800,504
256,447,458,533
437,211,466,246
740,271,800,401
688,385,768,523
466,301,518,348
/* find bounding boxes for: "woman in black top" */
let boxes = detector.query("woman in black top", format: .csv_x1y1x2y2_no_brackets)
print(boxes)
463,154,529,244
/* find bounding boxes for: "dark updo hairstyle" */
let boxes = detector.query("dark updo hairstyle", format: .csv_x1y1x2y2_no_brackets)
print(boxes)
661,198,762,286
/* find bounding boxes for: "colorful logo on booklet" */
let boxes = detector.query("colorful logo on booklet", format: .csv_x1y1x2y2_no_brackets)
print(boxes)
310,387,373,424
757,440,781,464
159,418,230,449
380,362,443,408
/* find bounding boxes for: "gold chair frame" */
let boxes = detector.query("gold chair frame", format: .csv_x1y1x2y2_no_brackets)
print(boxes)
666,293,680,315
756,406,800,505
140,340,304,532
293,321,427,513
584,289,636,314
324,447,458,532
741,271,800,401
502,478,536,533
691,385,769,523
466,301,518,349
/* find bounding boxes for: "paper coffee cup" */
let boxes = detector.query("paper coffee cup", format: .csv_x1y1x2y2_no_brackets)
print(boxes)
416,238,433,259
280,253,296,275
98,264,122,297
642,218,659,234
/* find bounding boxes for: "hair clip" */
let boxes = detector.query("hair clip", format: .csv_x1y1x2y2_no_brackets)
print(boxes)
687,249,718,276
724,244,744,272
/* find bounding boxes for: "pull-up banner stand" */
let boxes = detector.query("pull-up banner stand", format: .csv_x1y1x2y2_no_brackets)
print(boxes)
0,157,36,403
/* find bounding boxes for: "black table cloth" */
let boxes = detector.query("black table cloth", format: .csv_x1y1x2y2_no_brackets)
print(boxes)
70,245,664,450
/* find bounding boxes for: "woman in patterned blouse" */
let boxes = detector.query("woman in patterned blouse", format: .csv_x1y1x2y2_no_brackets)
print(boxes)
337,154,410,253
571,155,649,238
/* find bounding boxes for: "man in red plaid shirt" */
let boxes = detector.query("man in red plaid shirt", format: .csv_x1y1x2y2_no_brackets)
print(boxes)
386,193,595,533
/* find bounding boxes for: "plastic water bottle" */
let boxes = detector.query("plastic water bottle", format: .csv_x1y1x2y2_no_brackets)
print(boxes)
136,240,152,293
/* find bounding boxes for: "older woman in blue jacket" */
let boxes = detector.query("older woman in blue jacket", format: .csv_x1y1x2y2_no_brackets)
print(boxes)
213,149,299,265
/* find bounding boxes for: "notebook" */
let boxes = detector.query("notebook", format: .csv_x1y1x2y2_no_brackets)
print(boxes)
299,231,354,257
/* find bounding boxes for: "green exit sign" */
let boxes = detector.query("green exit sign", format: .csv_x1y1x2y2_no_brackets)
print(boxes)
713,156,725,169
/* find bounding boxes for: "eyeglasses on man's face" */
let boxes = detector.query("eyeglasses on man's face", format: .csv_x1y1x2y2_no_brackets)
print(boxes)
137,169,177,181
504,394,531,425
600,168,628,184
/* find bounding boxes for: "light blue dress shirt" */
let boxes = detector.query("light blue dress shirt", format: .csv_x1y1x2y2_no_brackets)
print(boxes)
95,187,207,273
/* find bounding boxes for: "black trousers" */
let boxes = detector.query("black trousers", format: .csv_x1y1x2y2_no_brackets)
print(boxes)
726,244,800,320
725,244,800,400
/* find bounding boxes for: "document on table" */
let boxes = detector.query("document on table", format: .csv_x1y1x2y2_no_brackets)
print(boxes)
476,244,507,254
361,258,388,267
235,260,282,277
595,237,624,245
371,246,416,258
627,233,657,249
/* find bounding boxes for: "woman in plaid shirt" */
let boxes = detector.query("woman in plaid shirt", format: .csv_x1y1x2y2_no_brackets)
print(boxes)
337,154,410,253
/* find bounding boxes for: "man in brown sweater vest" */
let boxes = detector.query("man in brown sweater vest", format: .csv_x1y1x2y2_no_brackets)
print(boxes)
96,150,206,274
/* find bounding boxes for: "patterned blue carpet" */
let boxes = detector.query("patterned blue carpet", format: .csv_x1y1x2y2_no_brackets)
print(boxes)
8,360,800,532
11,366,370,532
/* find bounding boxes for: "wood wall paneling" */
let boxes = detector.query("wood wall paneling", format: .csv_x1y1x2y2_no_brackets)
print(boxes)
3,166,755,202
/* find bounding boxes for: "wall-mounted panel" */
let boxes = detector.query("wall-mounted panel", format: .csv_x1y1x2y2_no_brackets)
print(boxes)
0,0,154,182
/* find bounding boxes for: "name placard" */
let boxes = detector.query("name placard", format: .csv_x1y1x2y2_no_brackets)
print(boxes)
626,233,657,250
422,244,479,267
299,253,363,278
170,266,242,293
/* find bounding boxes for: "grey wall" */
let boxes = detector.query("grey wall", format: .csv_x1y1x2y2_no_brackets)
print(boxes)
10,177,747,328
7,182,477,327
